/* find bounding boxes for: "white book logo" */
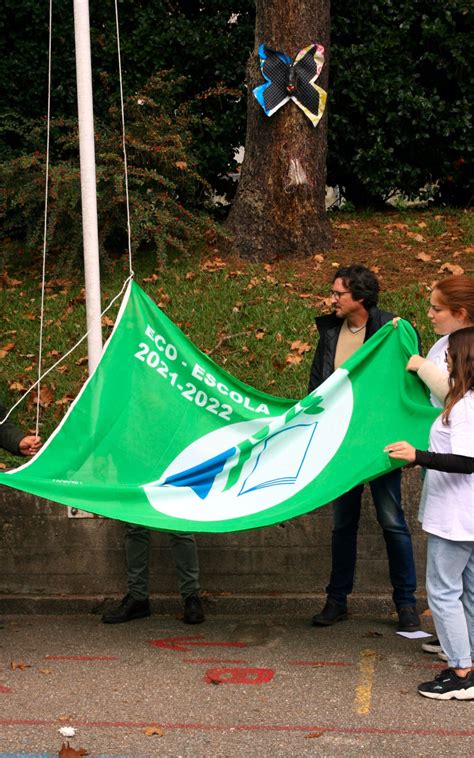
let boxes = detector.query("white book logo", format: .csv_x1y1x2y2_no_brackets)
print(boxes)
239,422,318,494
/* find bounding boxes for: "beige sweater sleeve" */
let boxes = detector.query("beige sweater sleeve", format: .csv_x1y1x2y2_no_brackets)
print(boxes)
417,361,449,403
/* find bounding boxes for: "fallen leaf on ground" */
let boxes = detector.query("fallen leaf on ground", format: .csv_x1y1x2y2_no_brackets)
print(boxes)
10,660,32,671
0,342,15,358
101,316,114,327
305,732,323,739
55,395,75,407
59,742,88,757
290,340,311,355
0,273,22,288
384,222,408,230
36,384,55,407
201,257,226,272
439,262,464,275
145,726,164,737
9,381,27,391
285,353,303,366
416,252,432,262
406,232,425,242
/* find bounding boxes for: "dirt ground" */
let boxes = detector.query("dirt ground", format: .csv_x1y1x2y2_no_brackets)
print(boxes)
250,210,472,292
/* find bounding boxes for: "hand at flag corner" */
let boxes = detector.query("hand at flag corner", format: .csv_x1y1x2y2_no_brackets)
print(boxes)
384,441,417,464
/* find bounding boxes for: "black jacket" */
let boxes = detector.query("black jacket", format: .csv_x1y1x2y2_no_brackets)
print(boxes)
308,306,420,393
0,402,23,455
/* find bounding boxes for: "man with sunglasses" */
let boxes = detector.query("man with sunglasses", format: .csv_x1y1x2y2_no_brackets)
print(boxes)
308,264,421,632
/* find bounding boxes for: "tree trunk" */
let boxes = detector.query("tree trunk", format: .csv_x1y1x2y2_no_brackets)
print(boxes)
226,0,331,259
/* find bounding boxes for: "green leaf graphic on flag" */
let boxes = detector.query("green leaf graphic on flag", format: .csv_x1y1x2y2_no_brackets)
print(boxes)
0,281,440,533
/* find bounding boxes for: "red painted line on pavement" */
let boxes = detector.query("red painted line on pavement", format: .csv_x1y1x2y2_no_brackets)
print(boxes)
290,660,353,667
185,658,248,664
148,635,246,651
44,655,119,661
0,719,472,737
0,685,13,693
413,663,447,670
205,667,275,685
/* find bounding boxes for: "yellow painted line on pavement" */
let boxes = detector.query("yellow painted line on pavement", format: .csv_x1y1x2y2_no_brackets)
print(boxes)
354,648,377,715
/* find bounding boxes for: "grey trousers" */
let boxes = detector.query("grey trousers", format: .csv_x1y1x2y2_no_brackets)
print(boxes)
126,524,200,600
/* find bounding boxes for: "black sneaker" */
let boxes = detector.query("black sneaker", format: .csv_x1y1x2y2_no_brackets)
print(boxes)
311,599,348,627
421,637,442,654
101,594,151,624
183,594,205,624
397,606,421,632
418,669,474,700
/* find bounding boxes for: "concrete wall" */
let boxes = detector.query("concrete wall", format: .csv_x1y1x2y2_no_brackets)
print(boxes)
0,470,427,611
0,470,425,612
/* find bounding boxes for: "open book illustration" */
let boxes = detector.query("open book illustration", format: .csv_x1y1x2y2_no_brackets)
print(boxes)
239,422,318,495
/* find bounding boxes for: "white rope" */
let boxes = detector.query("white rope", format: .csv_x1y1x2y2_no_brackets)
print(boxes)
0,275,134,427
2,0,136,430
35,0,54,436
114,0,134,277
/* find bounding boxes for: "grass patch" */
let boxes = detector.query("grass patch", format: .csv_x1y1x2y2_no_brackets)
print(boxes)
2,206,472,466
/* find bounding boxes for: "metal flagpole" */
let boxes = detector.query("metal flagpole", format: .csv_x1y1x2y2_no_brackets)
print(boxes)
70,0,102,519
73,0,102,373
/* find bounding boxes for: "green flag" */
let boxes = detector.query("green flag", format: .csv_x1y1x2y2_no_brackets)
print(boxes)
0,282,439,532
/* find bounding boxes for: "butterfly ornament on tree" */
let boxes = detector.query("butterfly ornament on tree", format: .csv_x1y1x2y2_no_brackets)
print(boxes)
253,43,327,127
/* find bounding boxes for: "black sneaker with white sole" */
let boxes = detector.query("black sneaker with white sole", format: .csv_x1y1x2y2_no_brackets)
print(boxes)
421,637,443,654
418,669,474,700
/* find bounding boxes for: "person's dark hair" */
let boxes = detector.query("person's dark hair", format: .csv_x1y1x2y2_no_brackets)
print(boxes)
333,265,380,310
443,326,474,423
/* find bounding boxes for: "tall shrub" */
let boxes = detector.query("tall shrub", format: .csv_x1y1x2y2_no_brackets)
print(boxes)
2,72,217,265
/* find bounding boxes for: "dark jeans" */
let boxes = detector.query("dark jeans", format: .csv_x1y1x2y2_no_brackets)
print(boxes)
126,524,200,601
326,470,417,610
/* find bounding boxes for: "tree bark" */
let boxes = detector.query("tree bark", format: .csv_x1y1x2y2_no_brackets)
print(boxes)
226,0,331,259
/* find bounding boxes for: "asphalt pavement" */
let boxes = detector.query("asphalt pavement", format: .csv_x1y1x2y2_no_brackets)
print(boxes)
0,602,472,757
